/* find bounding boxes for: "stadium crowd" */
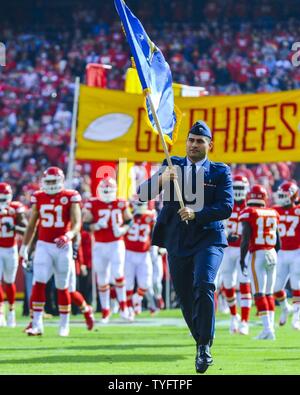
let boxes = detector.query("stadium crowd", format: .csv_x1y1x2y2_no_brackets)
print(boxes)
0,0,300,326
1,0,300,206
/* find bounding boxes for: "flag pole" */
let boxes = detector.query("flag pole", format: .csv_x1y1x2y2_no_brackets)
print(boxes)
66,76,80,187
146,92,185,211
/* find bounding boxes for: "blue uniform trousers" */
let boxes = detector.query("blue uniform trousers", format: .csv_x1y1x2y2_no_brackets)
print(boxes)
168,245,224,345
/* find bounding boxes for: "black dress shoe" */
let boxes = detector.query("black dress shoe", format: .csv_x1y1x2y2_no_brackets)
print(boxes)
195,344,213,373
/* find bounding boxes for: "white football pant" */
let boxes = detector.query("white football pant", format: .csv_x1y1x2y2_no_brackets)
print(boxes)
274,249,300,291
125,250,152,290
0,246,18,284
33,240,72,290
93,240,125,286
248,249,277,295
221,246,250,288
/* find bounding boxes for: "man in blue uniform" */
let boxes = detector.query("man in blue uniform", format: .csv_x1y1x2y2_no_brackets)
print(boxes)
138,121,233,373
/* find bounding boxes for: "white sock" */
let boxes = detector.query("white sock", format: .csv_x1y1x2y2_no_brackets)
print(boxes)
115,285,126,306
60,313,70,327
269,311,275,329
33,311,43,328
261,314,272,331
99,289,110,311
293,304,300,320
279,298,289,309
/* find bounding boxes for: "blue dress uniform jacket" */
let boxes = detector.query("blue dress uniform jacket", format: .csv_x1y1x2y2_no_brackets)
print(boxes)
138,156,233,257
138,156,233,346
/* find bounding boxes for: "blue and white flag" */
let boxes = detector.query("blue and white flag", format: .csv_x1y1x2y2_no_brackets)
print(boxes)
114,0,181,145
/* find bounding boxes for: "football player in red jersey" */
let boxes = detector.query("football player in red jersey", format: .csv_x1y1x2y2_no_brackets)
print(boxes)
0,183,27,327
124,199,156,319
220,175,252,335
273,181,300,330
83,177,133,323
239,185,280,340
19,167,82,336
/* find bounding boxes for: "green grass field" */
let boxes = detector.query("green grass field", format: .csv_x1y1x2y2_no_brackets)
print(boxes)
0,303,299,375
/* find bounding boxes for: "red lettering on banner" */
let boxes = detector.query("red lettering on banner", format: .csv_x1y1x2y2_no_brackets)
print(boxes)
190,109,208,129
278,103,297,150
211,107,229,152
136,108,151,152
242,106,258,152
261,104,277,150
155,134,172,153
233,107,239,152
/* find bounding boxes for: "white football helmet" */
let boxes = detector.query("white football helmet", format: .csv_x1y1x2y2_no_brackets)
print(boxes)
0,183,13,208
41,167,65,195
97,178,117,203
276,181,299,207
233,175,250,202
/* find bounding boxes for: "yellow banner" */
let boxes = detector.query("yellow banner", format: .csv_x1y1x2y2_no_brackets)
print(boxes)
76,85,300,164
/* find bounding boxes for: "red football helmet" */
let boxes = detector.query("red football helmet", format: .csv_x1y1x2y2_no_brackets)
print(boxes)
0,183,13,207
41,167,65,195
233,175,250,202
246,184,268,206
276,181,299,207
97,177,117,203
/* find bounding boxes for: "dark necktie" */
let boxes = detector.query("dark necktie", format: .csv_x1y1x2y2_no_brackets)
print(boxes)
190,163,197,195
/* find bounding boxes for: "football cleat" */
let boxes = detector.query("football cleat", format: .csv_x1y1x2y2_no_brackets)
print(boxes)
0,314,7,327
255,329,276,340
239,321,249,335
27,325,44,336
101,316,110,324
83,306,95,331
128,307,135,321
279,304,293,326
59,325,70,337
120,308,134,322
7,310,16,328
156,297,165,310
23,321,32,333
149,307,159,316
101,309,111,324
229,314,240,334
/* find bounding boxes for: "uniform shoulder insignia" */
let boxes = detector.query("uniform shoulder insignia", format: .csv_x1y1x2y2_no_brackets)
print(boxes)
60,196,69,205
145,216,152,223
118,201,125,209
295,208,300,216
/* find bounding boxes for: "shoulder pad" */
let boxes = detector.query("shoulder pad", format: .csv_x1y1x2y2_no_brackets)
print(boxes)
210,162,230,170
